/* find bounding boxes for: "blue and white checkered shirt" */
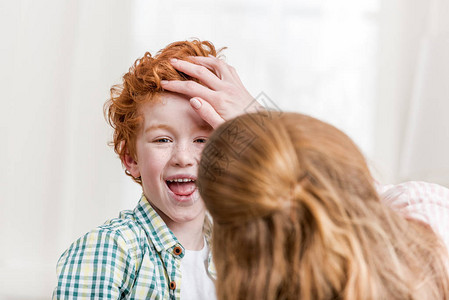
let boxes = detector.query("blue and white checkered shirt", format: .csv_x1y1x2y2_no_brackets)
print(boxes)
53,195,215,299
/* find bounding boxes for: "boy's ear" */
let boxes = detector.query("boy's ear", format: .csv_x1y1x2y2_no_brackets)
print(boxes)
122,150,141,178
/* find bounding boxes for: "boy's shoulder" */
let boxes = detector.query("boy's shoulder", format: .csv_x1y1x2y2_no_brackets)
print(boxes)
87,206,154,257
98,208,144,240
57,206,152,271
54,204,162,297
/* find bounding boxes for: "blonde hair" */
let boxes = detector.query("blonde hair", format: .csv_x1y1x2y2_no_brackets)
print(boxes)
198,112,449,300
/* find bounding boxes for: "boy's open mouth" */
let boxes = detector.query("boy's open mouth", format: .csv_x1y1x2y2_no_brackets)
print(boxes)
166,178,196,196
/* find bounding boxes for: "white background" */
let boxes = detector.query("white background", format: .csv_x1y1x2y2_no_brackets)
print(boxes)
1,0,448,298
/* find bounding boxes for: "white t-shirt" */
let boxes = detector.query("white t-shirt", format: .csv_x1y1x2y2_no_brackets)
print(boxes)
180,241,217,300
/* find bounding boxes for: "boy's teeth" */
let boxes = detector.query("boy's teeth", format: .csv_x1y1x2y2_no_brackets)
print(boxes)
167,178,193,183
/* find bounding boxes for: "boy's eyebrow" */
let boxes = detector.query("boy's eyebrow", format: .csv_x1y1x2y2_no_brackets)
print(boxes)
198,123,213,131
145,124,173,133
144,123,213,133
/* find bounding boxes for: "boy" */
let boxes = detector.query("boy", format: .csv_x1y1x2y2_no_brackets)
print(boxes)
53,40,235,299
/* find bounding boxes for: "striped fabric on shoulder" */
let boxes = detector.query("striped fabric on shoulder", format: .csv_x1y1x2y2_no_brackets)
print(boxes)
379,181,449,250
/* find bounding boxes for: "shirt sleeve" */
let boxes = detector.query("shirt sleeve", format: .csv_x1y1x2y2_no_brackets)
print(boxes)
378,181,449,250
53,227,136,299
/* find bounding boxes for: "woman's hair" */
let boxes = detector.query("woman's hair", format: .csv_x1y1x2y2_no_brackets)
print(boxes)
104,39,222,184
198,112,449,300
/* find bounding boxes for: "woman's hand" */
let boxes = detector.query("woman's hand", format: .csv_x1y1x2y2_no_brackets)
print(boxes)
161,56,263,129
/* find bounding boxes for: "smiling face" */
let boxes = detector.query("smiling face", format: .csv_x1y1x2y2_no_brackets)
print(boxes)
124,93,213,226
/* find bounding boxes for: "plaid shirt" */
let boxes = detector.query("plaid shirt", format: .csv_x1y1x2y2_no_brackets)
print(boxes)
53,195,216,299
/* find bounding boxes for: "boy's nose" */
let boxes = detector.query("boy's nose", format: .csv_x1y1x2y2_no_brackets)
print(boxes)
171,144,196,167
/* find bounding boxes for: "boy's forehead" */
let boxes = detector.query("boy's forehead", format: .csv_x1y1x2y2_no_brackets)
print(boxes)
139,92,212,130
140,92,187,107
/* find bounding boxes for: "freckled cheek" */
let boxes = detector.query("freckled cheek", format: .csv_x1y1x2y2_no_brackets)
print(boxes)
159,150,173,162
194,145,206,159
144,149,173,174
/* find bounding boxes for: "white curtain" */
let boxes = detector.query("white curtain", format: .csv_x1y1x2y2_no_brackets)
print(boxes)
399,0,449,186
1,0,447,298
372,0,449,186
1,1,138,298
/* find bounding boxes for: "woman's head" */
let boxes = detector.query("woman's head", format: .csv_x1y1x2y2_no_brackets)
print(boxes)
105,39,221,183
199,112,449,299
199,112,377,224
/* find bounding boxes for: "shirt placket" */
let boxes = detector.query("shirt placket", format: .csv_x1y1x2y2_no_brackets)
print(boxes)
160,243,184,300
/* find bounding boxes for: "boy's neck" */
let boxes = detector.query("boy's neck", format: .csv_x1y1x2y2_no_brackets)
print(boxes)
166,216,205,251
148,202,206,251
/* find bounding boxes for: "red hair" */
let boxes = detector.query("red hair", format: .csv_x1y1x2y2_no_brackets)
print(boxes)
104,39,222,183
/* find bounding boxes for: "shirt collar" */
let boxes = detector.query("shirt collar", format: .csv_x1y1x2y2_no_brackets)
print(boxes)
134,194,179,253
133,194,216,278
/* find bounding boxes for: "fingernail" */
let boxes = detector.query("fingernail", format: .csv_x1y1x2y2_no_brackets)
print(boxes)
161,80,168,85
190,98,201,109
170,58,178,63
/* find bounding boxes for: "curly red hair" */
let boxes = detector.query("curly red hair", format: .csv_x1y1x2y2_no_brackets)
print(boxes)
104,39,222,184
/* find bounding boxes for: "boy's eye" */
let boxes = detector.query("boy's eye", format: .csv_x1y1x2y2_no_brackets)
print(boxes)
154,138,172,143
195,138,208,143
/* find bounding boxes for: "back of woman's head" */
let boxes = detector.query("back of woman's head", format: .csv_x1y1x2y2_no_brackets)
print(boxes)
198,112,449,300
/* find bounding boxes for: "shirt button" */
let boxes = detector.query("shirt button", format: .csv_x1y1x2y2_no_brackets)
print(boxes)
169,281,176,290
173,246,183,256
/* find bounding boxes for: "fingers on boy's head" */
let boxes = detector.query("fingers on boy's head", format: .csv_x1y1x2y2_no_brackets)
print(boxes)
132,39,222,93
